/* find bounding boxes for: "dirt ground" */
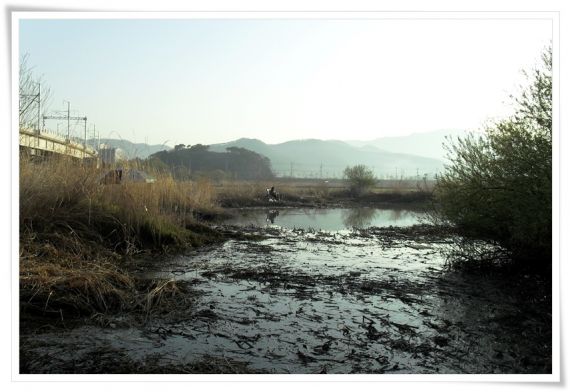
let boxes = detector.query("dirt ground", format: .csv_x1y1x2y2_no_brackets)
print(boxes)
20,224,551,374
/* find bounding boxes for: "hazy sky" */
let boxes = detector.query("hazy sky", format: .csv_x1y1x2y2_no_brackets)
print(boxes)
18,17,552,146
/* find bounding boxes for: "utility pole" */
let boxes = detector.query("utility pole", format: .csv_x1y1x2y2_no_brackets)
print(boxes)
43,100,87,156
35,84,41,149
43,109,87,140
83,119,87,158
66,101,70,140
91,124,97,149
36,84,41,133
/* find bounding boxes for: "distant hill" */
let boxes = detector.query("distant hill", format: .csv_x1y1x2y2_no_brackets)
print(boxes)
210,138,444,179
151,145,274,180
89,138,171,159
92,134,453,179
345,129,469,161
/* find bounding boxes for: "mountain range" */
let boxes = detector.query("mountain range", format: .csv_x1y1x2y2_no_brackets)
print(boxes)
95,130,470,179
209,138,444,179
345,129,466,160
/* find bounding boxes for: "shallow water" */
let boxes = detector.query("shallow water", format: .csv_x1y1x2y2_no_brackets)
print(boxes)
224,207,425,230
21,227,551,374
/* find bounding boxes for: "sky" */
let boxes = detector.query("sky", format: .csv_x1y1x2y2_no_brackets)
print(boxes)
18,16,552,146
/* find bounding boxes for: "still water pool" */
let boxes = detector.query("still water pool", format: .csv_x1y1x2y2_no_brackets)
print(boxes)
21,226,551,374
224,207,426,230
19,208,550,374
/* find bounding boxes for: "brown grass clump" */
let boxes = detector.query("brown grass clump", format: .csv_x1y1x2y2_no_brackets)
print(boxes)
19,155,221,319
215,180,267,205
214,178,435,207
20,156,219,253
135,279,197,321
214,179,318,206
20,250,196,320
20,257,134,316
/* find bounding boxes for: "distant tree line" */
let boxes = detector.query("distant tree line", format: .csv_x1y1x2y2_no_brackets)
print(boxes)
150,144,274,180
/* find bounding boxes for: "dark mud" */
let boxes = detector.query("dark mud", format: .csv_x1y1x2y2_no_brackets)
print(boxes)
20,225,551,374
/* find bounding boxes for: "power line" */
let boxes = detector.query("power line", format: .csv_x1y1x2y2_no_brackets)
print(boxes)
43,101,88,157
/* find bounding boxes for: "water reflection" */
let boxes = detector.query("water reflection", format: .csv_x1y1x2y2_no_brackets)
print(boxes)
341,207,379,228
390,209,403,221
226,207,425,230
265,210,280,224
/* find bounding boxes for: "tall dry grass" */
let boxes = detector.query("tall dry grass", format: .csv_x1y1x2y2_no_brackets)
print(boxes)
20,156,218,252
214,179,325,206
19,155,219,317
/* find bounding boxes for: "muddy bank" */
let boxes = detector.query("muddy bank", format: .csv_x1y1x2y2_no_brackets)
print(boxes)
20,225,551,374
217,190,433,209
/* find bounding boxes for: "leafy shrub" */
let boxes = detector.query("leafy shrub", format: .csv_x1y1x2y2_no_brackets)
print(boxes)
343,164,377,196
434,47,552,267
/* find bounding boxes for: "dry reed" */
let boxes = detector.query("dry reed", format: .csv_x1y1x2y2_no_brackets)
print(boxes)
19,155,219,318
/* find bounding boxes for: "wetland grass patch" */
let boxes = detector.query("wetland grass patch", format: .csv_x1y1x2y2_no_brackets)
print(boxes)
19,156,221,321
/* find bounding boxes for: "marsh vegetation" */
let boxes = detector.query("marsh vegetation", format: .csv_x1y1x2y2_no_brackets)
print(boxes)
19,47,552,375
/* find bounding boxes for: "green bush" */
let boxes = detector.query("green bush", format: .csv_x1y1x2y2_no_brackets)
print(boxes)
434,47,552,267
343,164,377,196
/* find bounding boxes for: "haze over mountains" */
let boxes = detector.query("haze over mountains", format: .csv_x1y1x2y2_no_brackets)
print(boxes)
97,130,467,179
209,138,444,179
345,129,466,160
89,138,171,159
